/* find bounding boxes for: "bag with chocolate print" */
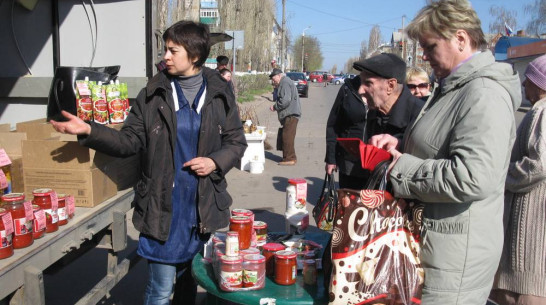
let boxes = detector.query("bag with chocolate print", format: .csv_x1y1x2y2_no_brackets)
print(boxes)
327,161,425,305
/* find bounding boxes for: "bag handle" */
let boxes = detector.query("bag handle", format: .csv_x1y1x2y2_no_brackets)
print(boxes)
325,172,338,222
53,78,64,118
365,160,391,190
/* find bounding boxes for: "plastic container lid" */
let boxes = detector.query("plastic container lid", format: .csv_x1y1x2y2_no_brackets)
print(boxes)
220,255,243,264
230,216,251,224
253,221,267,229
1,193,25,202
262,243,286,252
32,188,53,196
288,178,306,185
232,209,253,216
243,254,265,263
275,250,297,259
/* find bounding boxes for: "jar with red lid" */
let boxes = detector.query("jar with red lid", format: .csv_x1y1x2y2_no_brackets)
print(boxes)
0,208,14,259
229,216,252,250
232,209,257,247
262,242,286,276
274,250,297,285
219,255,243,291
243,254,265,288
32,188,58,233
57,194,68,226
240,247,260,256
1,193,33,249
253,221,267,246
32,205,46,239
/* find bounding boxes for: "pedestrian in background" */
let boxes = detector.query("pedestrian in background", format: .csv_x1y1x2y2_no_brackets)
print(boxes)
216,55,229,71
406,67,431,101
490,54,546,305
219,68,234,93
371,0,521,303
269,68,301,166
50,21,247,305
323,72,328,87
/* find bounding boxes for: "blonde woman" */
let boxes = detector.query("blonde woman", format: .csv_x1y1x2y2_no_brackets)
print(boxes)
406,67,431,100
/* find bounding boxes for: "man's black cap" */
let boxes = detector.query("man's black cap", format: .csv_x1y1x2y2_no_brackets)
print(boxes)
353,53,406,83
269,68,283,78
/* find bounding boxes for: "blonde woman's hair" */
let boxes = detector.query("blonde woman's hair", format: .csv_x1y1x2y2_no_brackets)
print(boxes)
406,0,486,50
406,67,430,83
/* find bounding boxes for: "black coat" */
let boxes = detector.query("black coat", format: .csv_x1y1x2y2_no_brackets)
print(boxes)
79,67,247,241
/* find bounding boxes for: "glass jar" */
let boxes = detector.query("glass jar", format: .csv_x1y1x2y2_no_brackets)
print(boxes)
243,254,265,288
240,247,260,256
253,221,267,246
219,255,243,291
303,259,317,285
32,205,46,239
232,209,256,247
57,194,68,226
225,231,239,257
0,208,14,259
274,250,297,285
262,242,286,277
229,216,252,250
32,188,58,233
1,193,33,249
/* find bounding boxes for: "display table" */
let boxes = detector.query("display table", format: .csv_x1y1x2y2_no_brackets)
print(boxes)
240,129,266,172
192,232,331,305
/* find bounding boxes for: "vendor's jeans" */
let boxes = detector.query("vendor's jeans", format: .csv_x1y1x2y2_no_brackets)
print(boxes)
143,260,196,305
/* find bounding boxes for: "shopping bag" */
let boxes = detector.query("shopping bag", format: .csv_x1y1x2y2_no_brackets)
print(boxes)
47,66,121,121
276,127,283,151
327,161,424,305
312,172,338,231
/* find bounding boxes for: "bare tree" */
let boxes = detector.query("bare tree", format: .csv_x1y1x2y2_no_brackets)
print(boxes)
368,25,381,54
525,0,546,37
359,40,368,60
344,56,361,75
489,6,517,34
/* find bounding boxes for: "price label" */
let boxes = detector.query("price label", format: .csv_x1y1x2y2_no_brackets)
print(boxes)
0,149,11,167
50,191,58,210
34,210,46,231
0,171,7,190
1,213,13,236
23,201,33,221
67,195,75,217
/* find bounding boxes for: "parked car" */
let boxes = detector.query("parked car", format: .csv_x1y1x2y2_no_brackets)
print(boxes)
286,72,309,98
308,71,324,83
331,74,345,85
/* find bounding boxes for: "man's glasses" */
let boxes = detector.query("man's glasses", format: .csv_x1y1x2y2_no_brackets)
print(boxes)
407,83,429,89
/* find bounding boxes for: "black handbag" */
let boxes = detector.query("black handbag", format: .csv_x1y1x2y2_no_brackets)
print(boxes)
312,172,338,231
47,66,121,121
276,127,283,151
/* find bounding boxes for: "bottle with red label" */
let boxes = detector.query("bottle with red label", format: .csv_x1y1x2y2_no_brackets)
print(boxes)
32,188,58,233
32,205,46,239
1,193,33,249
57,194,68,226
0,208,14,259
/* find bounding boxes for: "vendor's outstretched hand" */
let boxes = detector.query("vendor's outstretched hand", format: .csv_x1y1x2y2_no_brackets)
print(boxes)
49,110,91,135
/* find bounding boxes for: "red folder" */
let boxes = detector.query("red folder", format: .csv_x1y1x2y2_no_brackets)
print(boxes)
337,138,392,170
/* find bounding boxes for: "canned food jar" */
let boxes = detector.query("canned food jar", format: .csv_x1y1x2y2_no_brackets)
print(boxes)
303,259,317,285
225,231,239,257
1,193,33,249
32,188,58,233
0,208,14,259
232,209,257,247
253,221,267,246
57,194,68,226
219,255,243,291
32,205,46,239
274,250,297,285
243,254,266,288
262,243,286,277
240,247,260,256
229,216,252,250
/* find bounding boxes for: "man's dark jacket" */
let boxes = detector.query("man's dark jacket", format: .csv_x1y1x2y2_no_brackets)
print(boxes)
79,67,247,241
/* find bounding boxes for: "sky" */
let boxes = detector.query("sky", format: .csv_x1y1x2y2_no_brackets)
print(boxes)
276,0,534,71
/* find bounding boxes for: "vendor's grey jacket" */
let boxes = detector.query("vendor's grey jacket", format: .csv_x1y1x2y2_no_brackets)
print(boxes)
79,67,247,241
390,51,521,304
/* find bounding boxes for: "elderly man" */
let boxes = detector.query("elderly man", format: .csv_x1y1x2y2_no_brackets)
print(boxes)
353,53,424,143
269,68,302,165
216,55,229,71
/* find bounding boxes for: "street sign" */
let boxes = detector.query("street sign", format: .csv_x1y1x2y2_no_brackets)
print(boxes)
224,30,244,50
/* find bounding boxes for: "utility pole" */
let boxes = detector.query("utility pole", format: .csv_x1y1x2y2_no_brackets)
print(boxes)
401,15,406,64
281,0,286,72
301,26,311,72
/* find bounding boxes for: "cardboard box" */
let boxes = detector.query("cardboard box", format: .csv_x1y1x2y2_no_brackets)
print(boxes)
0,124,11,132
16,119,58,140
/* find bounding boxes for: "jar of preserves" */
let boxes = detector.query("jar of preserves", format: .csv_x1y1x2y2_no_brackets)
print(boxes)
0,208,14,259
243,254,265,288
229,216,252,250
240,247,260,256
32,205,46,239
232,209,256,247
219,255,243,291
57,194,68,226
303,259,317,285
262,243,286,277
1,193,33,249
32,188,58,233
253,221,267,246
275,250,297,285
225,231,239,257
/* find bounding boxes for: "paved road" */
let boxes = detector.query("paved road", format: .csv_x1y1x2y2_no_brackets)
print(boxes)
40,81,528,305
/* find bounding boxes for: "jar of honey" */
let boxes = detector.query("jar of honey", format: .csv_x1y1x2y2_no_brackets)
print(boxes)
253,221,267,247
1,193,33,249
32,188,58,233
32,205,46,239
243,254,265,288
57,194,68,226
229,216,252,250
219,255,243,291
0,208,14,259
274,250,297,285
262,243,286,277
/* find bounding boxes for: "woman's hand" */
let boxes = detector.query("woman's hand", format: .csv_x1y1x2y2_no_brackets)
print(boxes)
49,110,91,135
184,157,217,176
387,148,402,172
325,163,337,175
369,134,399,151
